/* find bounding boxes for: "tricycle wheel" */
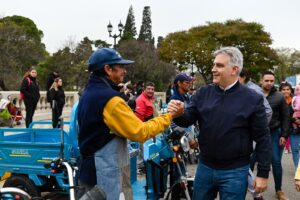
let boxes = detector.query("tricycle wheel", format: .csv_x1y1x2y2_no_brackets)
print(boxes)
3,174,41,198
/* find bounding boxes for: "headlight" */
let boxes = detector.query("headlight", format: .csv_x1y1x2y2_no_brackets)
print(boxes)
180,136,190,152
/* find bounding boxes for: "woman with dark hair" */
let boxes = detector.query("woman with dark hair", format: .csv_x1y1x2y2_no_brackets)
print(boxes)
48,77,65,128
279,82,300,168
20,67,40,128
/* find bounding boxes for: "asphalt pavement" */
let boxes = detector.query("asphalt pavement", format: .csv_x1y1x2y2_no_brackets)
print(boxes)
186,152,299,200
246,152,299,200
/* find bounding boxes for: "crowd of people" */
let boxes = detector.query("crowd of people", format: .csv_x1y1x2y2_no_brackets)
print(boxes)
11,46,300,199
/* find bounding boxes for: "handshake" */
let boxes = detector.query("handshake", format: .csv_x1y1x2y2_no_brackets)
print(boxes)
167,100,185,118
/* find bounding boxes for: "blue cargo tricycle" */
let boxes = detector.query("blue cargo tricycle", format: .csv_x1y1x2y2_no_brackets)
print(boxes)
0,103,194,200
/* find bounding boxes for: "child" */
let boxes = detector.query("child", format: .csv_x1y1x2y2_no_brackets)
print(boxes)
292,85,300,129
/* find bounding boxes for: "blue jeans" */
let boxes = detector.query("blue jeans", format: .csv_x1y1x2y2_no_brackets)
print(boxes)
193,161,249,200
290,132,300,168
270,128,284,192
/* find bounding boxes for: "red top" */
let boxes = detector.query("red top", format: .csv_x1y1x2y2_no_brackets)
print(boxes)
135,92,155,122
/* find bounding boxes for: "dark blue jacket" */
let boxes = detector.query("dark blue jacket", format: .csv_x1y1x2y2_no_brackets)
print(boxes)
174,82,271,178
77,75,121,185
78,75,121,157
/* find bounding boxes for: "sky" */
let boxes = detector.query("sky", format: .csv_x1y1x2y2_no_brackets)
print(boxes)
1,0,299,53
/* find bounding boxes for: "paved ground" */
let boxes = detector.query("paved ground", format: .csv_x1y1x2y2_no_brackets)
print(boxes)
186,153,299,200
246,152,299,200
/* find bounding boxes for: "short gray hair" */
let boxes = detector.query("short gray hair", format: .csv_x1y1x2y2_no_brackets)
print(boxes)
213,47,243,73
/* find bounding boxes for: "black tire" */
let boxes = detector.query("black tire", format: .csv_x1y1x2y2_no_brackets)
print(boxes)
3,174,41,198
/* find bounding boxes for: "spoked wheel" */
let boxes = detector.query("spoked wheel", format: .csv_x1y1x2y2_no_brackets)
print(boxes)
3,175,41,198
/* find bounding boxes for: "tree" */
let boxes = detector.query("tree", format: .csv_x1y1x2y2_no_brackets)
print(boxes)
40,37,109,91
138,6,154,45
40,47,74,90
290,50,300,70
120,5,137,41
276,48,300,82
41,37,94,90
2,15,44,42
157,36,164,48
159,19,281,83
0,15,46,90
94,39,110,48
71,37,94,90
117,40,176,91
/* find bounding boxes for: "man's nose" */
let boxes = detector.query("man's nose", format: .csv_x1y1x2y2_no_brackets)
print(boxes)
211,66,216,72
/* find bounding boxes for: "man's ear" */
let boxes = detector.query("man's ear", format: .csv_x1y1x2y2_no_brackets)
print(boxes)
231,66,239,75
104,65,111,76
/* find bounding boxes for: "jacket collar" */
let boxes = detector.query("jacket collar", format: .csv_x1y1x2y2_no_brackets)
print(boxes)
215,80,241,93
89,74,121,91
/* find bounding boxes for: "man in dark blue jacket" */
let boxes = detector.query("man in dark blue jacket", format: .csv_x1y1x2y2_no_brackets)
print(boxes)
168,47,271,200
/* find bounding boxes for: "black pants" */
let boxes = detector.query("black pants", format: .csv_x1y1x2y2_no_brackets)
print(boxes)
24,100,37,128
52,104,63,128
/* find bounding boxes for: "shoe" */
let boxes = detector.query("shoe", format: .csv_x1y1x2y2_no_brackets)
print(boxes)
276,191,289,200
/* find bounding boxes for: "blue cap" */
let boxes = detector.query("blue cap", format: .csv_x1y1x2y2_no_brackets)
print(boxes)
88,48,134,71
174,73,193,84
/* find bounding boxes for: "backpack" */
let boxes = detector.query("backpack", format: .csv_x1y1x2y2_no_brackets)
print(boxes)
20,77,31,100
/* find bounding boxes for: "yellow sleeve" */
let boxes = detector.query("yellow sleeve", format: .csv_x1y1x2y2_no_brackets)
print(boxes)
103,96,172,143
296,161,300,180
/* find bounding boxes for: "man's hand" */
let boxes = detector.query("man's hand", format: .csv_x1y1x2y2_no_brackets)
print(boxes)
167,100,184,118
279,137,286,146
295,179,300,192
294,118,300,125
253,177,268,193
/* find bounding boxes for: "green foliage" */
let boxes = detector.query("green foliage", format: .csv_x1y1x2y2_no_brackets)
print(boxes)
0,15,46,90
138,6,154,45
40,47,73,89
117,40,176,91
276,48,300,82
1,15,44,42
40,37,95,90
121,5,137,41
159,19,281,83
94,39,111,48
157,36,164,48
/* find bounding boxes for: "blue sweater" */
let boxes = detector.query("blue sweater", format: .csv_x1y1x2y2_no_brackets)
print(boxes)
174,82,271,178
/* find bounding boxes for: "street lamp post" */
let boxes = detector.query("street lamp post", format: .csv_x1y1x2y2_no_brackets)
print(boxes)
107,21,124,49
